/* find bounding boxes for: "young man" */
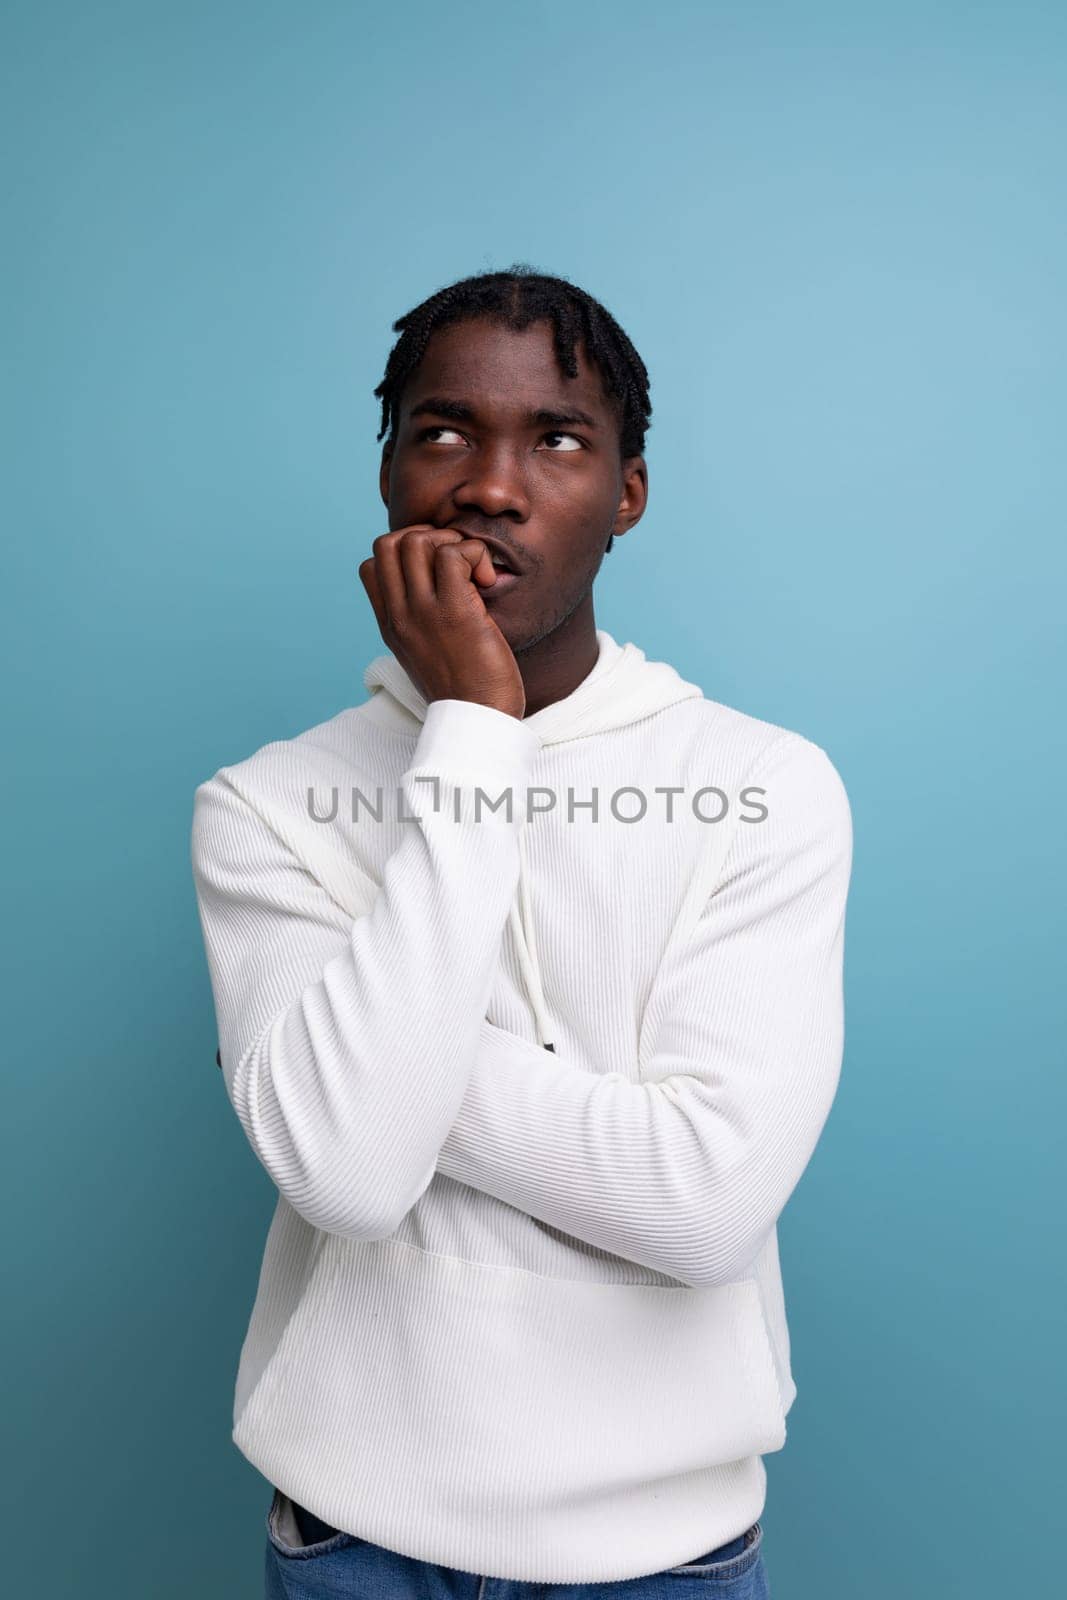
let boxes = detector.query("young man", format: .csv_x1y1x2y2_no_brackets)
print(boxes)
191,266,852,1596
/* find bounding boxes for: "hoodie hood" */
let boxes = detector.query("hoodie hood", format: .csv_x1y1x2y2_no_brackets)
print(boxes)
362,629,704,1052
362,628,703,747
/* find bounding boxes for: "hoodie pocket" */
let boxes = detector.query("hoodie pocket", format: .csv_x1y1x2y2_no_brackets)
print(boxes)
665,1520,764,1580
266,1487,361,1559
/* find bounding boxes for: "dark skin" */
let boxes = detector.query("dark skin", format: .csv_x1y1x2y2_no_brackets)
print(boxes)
359,316,648,720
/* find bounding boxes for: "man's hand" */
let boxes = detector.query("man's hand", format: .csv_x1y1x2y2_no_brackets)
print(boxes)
359,525,526,719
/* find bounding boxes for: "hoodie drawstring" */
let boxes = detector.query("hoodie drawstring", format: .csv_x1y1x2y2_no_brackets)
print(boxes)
361,631,707,1059
509,827,555,1052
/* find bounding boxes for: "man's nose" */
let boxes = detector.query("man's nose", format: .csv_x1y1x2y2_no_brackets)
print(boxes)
452,442,530,519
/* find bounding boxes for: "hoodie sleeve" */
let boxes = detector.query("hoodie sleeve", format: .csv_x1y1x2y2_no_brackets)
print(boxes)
190,698,542,1241
434,735,853,1289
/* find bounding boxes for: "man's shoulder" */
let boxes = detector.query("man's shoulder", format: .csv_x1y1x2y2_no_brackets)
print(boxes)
195,699,393,798
661,690,838,784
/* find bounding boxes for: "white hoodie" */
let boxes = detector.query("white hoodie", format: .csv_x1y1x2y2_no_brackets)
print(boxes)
190,627,852,1583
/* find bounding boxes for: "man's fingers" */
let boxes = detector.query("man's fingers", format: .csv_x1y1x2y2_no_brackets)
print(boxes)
434,539,496,605
396,527,467,606
361,526,495,633
358,557,387,633
370,530,412,627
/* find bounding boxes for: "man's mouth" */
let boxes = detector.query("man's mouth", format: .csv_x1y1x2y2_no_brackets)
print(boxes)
447,525,525,575
483,564,522,596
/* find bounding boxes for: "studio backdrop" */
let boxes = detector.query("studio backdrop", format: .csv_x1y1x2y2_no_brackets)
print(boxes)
3,3,1063,1597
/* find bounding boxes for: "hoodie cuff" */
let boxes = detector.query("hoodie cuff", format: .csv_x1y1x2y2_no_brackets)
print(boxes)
409,697,543,791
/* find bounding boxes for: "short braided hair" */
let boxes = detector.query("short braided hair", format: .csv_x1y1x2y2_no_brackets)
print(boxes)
373,264,651,462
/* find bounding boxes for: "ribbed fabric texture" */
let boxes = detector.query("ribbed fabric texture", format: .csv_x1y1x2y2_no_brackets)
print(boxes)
190,629,853,1583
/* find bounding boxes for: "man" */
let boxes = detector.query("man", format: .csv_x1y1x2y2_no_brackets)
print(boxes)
191,265,852,1596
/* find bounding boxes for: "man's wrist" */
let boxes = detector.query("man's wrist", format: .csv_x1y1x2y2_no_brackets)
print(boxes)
410,697,543,791
440,693,525,721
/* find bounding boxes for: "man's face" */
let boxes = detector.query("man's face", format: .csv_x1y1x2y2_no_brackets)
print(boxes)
378,316,647,652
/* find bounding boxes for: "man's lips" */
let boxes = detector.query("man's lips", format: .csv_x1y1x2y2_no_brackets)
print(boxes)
445,525,526,575
480,567,522,598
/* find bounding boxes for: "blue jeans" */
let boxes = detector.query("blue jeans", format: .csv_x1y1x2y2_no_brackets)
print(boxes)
264,1487,771,1597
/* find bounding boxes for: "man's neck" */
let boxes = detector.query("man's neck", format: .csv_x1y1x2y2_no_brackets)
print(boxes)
511,601,601,719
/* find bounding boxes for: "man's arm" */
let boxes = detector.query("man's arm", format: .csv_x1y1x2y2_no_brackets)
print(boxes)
434,736,853,1288
191,697,541,1240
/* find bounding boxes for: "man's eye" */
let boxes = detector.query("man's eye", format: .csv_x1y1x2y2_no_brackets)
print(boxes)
417,426,465,444
415,426,583,451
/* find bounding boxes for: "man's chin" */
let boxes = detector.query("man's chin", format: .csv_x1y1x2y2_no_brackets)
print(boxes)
493,615,536,654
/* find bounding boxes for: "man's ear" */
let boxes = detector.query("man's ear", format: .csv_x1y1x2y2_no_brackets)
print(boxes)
379,443,393,509
611,455,648,543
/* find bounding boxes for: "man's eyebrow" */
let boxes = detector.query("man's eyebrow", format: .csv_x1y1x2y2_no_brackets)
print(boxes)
408,396,599,429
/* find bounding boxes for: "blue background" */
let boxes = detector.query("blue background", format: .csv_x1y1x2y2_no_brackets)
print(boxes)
3,3,1064,1595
